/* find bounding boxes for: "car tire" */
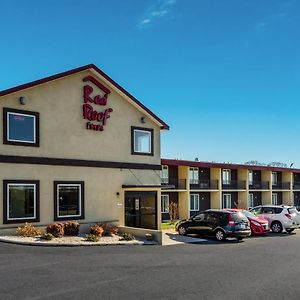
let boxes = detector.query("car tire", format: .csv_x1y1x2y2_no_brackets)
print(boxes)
286,229,294,234
215,229,225,241
178,225,187,236
271,221,283,233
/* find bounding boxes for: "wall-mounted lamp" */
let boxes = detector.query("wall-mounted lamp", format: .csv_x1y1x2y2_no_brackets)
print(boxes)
140,117,146,124
116,192,120,197
19,96,28,105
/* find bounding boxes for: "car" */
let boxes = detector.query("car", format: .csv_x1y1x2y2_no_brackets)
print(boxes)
225,209,269,235
175,209,251,241
250,205,300,234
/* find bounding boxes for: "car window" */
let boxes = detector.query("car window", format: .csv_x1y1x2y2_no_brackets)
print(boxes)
288,207,298,214
274,207,283,214
193,213,206,221
251,207,262,215
262,207,274,214
207,212,218,222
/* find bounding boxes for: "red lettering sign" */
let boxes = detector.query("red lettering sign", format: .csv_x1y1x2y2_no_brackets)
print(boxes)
82,76,113,132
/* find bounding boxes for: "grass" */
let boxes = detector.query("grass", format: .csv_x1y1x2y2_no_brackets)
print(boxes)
161,221,177,230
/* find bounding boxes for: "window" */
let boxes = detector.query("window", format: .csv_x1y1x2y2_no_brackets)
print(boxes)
263,207,274,214
161,194,169,213
190,194,199,211
3,108,39,147
222,169,231,185
272,172,277,186
3,180,39,223
251,207,262,216
131,127,153,155
192,212,206,221
190,167,199,184
54,182,84,220
248,170,253,185
161,165,169,184
272,193,278,205
248,193,254,208
223,194,232,208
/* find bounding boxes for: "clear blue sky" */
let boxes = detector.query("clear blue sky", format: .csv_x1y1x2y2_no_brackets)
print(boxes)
1,0,300,166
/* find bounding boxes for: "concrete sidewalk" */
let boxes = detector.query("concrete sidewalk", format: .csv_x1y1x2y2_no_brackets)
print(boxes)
162,229,207,246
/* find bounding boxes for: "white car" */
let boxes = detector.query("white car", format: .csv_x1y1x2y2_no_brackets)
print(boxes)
250,205,300,234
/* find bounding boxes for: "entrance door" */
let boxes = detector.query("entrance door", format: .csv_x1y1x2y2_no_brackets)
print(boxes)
125,191,157,230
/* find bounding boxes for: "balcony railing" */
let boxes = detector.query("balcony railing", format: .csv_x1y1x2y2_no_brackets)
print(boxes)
293,182,300,190
161,178,187,190
272,182,290,190
249,181,269,190
222,180,246,190
190,179,218,190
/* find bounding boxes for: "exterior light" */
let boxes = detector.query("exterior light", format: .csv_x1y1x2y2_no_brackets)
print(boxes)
141,117,146,124
19,96,28,105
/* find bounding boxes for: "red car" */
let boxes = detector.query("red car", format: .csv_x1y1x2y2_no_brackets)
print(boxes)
226,209,269,235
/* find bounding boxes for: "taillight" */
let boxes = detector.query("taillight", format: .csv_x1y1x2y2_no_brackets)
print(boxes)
285,214,292,219
228,214,235,227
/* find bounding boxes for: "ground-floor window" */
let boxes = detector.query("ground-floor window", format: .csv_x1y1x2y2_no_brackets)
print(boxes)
161,194,169,213
248,193,254,208
272,193,278,205
223,194,232,209
54,181,84,220
3,180,39,224
190,194,199,211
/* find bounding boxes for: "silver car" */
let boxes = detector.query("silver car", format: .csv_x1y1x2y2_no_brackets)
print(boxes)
250,205,300,234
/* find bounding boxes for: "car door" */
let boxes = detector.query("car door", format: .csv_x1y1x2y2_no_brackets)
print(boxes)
261,207,274,225
206,212,219,234
189,212,209,234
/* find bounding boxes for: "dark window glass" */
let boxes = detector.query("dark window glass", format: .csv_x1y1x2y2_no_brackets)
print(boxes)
8,113,35,143
262,207,274,214
8,184,35,219
274,207,283,214
232,212,248,222
58,185,81,217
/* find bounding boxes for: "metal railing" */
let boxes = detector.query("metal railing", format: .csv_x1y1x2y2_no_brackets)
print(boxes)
161,178,187,190
272,182,290,190
190,179,218,190
293,182,300,190
249,181,269,190
222,180,246,190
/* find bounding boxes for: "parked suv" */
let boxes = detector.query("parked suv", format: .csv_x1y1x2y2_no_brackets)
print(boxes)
250,205,300,233
175,209,251,241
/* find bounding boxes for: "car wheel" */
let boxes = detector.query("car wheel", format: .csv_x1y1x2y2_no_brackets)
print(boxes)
271,221,283,233
178,225,187,236
286,229,294,234
215,229,225,241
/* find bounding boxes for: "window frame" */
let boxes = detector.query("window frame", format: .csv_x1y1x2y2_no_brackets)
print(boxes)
54,181,85,221
222,193,232,209
131,126,154,156
161,194,169,213
272,193,278,205
190,194,200,211
161,165,169,184
3,107,40,147
272,172,277,186
248,170,253,185
189,167,199,185
3,180,40,224
222,169,231,185
248,193,254,208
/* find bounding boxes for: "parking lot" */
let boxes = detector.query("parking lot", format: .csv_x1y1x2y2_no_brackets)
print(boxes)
1,231,300,299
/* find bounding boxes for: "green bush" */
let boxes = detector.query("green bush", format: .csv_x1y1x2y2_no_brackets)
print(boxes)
40,233,54,240
121,233,135,241
90,224,104,237
46,223,64,238
64,221,80,236
85,234,100,242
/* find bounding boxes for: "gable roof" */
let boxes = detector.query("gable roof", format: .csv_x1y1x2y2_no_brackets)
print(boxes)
0,64,169,130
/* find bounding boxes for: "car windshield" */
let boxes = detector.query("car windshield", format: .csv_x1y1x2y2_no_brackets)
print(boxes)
242,210,256,219
232,212,248,222
288,207,298,214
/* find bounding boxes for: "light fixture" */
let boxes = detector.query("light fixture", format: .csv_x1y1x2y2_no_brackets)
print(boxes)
140,117,146,124
19,96,28,105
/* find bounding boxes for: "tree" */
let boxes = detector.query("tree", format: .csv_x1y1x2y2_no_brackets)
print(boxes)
168,201,179,222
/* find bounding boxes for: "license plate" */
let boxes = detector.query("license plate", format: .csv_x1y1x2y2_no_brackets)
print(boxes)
237,224,245,230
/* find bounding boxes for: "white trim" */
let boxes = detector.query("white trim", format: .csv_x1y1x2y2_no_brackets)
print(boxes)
133,129,152,154
7,112,36,143
222,169,231,185
161,194,169,213
222,193,232,209
189,167,199,184
161,165,169,184
7,183,36,221
272,193,278,205
248,170,253,185
190,194,200,211
57,184,82,218
248,193,254,208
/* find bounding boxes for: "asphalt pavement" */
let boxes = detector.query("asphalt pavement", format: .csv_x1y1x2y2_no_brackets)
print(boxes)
1,232,300,300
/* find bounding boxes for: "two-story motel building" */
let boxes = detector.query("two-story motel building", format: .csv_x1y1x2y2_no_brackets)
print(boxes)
161,159,300,221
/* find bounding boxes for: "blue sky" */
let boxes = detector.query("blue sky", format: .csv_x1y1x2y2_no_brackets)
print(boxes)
1,0,300,166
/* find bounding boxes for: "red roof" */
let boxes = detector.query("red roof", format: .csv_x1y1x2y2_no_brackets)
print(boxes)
161,158,300,173
0,64,169,130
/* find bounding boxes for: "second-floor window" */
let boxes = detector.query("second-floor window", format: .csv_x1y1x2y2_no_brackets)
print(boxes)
131,127,153,156
222,169,231,185
248,170,253,185
3,108,39,147
189,167,199,184
161,165,169,184
272,172,277,186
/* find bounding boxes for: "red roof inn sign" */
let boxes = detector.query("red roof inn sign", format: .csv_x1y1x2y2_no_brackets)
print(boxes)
82,75,113,132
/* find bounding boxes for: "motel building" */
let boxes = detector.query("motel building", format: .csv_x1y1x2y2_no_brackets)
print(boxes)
0,64,169,235
160,159,300,221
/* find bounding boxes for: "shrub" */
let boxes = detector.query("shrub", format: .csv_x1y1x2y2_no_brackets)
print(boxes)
90,224,104,237
121,233,135,241
64,221,80,236
85,234,100,242
99,222,118,236
46,222,64,238
40,233,54,240
16,223,42,237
